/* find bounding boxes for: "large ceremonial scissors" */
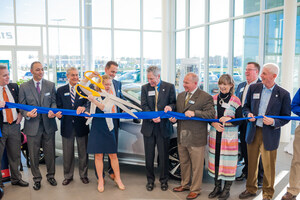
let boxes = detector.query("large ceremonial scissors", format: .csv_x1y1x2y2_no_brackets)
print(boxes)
75,71,141,118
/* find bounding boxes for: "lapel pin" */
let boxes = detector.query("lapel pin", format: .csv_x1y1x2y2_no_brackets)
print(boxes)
12,88,14,91
275,94,278,97
163,89,165,92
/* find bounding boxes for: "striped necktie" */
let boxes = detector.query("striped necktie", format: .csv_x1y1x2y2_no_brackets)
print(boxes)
70,86,75,106
185,92,192,107
155,86,159,111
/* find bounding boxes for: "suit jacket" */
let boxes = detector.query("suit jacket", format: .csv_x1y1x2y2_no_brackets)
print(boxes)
243,82,291,151
19,79,58,136
0,83,19,129
141,81,176,138
56,84,89,138
176,88,215,147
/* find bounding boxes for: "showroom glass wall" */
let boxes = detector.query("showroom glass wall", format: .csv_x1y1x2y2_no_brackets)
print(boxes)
175,0,299,95
0,0,161,85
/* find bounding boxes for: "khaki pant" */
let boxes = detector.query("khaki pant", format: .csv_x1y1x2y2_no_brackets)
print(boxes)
246,127,277,199
287,125,300,196
178,144,205,194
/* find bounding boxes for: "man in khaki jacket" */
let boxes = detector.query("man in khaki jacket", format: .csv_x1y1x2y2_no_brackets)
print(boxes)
171,72,215,200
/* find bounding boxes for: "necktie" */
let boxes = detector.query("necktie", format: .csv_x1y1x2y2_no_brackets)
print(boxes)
155,86,159,111
109,89,116,113
3,87,13,124
36,82,40,94
71,86,75,106
185,92,192,107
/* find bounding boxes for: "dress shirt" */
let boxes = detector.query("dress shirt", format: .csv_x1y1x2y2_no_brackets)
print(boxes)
0,85,18,122
69,84,77,97
185,87,198,100
242,79,258,106
33,79,42,90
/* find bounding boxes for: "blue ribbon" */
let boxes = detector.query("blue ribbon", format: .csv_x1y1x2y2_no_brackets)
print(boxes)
0,102,299,137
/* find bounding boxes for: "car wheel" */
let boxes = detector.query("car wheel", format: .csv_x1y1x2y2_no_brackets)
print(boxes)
168,139,181,180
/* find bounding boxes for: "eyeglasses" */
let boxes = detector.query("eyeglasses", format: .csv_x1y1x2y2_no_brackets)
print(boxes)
245,68,257,72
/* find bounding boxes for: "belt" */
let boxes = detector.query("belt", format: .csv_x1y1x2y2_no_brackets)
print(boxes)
2,120,17,125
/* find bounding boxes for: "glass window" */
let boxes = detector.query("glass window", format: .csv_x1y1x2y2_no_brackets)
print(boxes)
17,27,41,46
175,31,185,91
16,0,45,24
264,11,283,83
48,0,79,26
210,0,229,22
209,22,229,94
114,0,140,29
0,26,15,45
176,0,185,29
90,0,111,28
234,16,260,84
114,30,140,85
0,51,12,77
294,7,300,93
92,30,111,72
265,0,284,10
0,0,14,23
190,0,205,26
144,0,161,30
17,51,39,81
235,0,260,16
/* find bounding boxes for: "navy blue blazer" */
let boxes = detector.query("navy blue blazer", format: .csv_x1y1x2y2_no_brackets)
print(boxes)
242,82,291,151
235,79,261,102
56,84,89,138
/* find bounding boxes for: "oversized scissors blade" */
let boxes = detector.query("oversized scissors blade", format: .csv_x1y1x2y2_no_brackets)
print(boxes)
102,92,142,111
113,101,138,118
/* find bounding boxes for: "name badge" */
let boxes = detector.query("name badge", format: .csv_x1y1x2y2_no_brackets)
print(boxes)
240,87,244,92
64,92,70,96
45,92,50,96
253,93,260,99
148,91,155,96
188,100,195,105
222,103,230,109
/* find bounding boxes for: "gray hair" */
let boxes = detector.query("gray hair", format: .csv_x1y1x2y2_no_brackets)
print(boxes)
263,63,279,76
0,65,7,70
146,66,161,76
185,72,199,83
66,67,78,75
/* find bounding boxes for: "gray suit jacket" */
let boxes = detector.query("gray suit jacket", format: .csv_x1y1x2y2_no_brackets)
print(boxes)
19,79,58,136
176,88,215,147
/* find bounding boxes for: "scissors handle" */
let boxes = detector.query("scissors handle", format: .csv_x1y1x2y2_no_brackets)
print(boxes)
84,71,105,90
75,84,101,99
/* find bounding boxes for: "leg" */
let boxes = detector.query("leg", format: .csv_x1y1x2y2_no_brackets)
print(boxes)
0,126,8,185
62,134,75,180
156,130,170,184
143,133,156,184
218,181,233,200
108,153,125,190
76,135,88,179
177,144,191,189
240,123,248,176
27,133,43,182
107,122,119,175
257,156,264,184
95,154,104,192
42,132,56,179
189,145,205,194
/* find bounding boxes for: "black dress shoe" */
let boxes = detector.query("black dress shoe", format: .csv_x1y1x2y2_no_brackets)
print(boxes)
33,182,41,190
161,182,168,191
62,178,73,186
146,183,154,191
80,177,89,184
47,178,57,186
236,173,247,181
12,179,29,187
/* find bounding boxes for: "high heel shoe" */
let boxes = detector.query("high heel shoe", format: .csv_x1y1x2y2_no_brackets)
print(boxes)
114,180,125,190
97,180,104,193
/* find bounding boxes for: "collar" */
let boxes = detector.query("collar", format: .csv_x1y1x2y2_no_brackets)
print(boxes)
263,83,276,91
0,85,9,90
247,78,258,85
189,87,198,95
33,79,42,85
69,83,77,90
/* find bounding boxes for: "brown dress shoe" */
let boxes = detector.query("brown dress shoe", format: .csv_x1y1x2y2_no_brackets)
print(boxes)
281,192,296,200
186,192,199,200
239,190,257,199
173,185,189,192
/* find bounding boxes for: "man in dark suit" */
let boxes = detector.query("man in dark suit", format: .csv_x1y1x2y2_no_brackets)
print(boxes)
141,66,176,191
56,67,89,185
235,62,264,187
171,72,215,200
0,65,29,188
239,63,291,200
19,61,60,190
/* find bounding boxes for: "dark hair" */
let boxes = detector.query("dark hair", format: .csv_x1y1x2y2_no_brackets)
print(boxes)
0,65,7,70
105,61,118,69
30,61,42,70
247,62,260,73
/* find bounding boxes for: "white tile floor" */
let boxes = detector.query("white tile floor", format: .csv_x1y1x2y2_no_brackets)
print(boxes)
1,142,297,200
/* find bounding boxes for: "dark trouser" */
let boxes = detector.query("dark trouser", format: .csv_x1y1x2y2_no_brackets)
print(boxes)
27,122,55,182
62,128,88,180
143,124,170,184
240,122,264,181
0,123,22,184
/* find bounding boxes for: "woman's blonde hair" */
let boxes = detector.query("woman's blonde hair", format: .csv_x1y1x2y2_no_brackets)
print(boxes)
95,74,111,91
218,74,235,95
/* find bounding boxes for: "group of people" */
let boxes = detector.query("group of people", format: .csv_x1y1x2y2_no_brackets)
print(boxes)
0,60,299,200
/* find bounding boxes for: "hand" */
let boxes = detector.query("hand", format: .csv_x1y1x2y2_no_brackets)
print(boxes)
248,113,256,122
88,71,100,78
27,109,38,118
55,111,62,119
263,116,274,126
87,94,95,102
164,106,172,113
169,117,177,123
219,116,232,123
185,110,195,118
76,106,86,115
0,101,5,108
16,113,23,124
212,122,224,132
152,117,161,123
84,111,91,119
48,110,56,118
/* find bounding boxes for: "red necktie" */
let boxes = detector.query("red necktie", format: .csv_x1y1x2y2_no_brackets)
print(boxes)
3,87,13,124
